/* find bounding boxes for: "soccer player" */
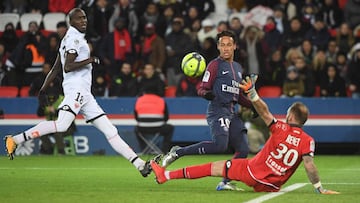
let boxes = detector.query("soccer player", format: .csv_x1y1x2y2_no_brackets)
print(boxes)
162,30,255,190
4,8,153,177
151,75,339,194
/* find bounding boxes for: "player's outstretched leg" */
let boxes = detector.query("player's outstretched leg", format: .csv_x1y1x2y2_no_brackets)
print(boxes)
139,154,162,177
151,160,168,184
139,160,152,177
4,135,17,160
162,145,182,167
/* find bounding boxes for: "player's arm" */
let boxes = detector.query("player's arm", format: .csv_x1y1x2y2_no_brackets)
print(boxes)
38,53,62,106
197,61,217,100
39,53,62,92
303,155,340,194
63,50,99,73
238,92,252,108
250,97,274,126
239,75,274,126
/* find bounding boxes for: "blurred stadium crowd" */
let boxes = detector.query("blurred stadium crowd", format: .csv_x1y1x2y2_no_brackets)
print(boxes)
0,0,359,98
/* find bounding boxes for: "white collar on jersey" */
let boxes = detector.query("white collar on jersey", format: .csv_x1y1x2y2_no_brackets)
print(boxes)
67,26,86,38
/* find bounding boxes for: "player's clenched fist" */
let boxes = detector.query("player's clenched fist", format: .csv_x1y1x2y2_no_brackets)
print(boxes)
92,56,100,64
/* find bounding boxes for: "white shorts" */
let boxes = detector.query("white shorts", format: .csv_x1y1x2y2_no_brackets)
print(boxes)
59,90,105,122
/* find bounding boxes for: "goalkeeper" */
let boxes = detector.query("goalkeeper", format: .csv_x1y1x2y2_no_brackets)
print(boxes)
151,74,339,194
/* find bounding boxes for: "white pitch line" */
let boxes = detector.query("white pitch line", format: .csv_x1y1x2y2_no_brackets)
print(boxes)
324,183,360,185
319,169,360,171
244,183,307,203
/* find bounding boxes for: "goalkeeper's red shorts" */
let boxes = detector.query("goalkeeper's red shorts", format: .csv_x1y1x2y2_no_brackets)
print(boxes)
223,159,280,192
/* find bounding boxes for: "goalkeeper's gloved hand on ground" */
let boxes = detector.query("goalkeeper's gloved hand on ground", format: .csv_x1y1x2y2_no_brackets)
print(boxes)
315,187,340,194
239,74,259,102
314,182,340,194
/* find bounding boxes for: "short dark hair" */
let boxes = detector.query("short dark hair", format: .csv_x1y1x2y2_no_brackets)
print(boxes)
216,30,237,44
68,8,84,21
289,102,309,126
28,21,38,27
56,21,67,29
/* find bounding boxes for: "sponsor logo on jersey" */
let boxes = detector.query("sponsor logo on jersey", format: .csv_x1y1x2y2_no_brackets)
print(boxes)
221,80,240,94
222,84,239,94
266,155,288,175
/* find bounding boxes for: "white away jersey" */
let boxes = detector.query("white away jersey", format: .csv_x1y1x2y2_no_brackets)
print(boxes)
59,26,92,94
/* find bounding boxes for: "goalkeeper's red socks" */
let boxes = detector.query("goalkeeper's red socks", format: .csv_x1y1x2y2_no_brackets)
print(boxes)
168,163,212,180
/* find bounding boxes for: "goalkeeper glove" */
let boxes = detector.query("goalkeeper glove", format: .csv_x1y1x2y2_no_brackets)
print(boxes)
314,182,340,194
239,74,259,102
315,187,340,194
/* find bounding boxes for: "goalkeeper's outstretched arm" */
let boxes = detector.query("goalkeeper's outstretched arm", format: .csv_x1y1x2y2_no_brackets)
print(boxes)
239,75,274,126
303,155,340,194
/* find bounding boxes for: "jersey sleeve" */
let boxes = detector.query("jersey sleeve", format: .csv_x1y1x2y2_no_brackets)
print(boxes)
237,92,252,108
197,60,218,96
269,119,283,134
301,137,315,157
64,35,81,54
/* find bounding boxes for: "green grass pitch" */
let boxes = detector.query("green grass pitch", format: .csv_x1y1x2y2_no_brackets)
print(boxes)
1,155,359,203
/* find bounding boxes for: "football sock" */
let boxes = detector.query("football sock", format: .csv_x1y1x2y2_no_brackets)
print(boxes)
177,141,227,156
169,163,212,180
12,121,57,144
92,116,145,169
108,134,145,169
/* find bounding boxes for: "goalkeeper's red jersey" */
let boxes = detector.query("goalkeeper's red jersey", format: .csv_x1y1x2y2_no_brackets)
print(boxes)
247,119,315,189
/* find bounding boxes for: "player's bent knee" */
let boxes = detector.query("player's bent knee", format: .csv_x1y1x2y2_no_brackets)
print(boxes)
215,139,228,152
55,108,76,132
